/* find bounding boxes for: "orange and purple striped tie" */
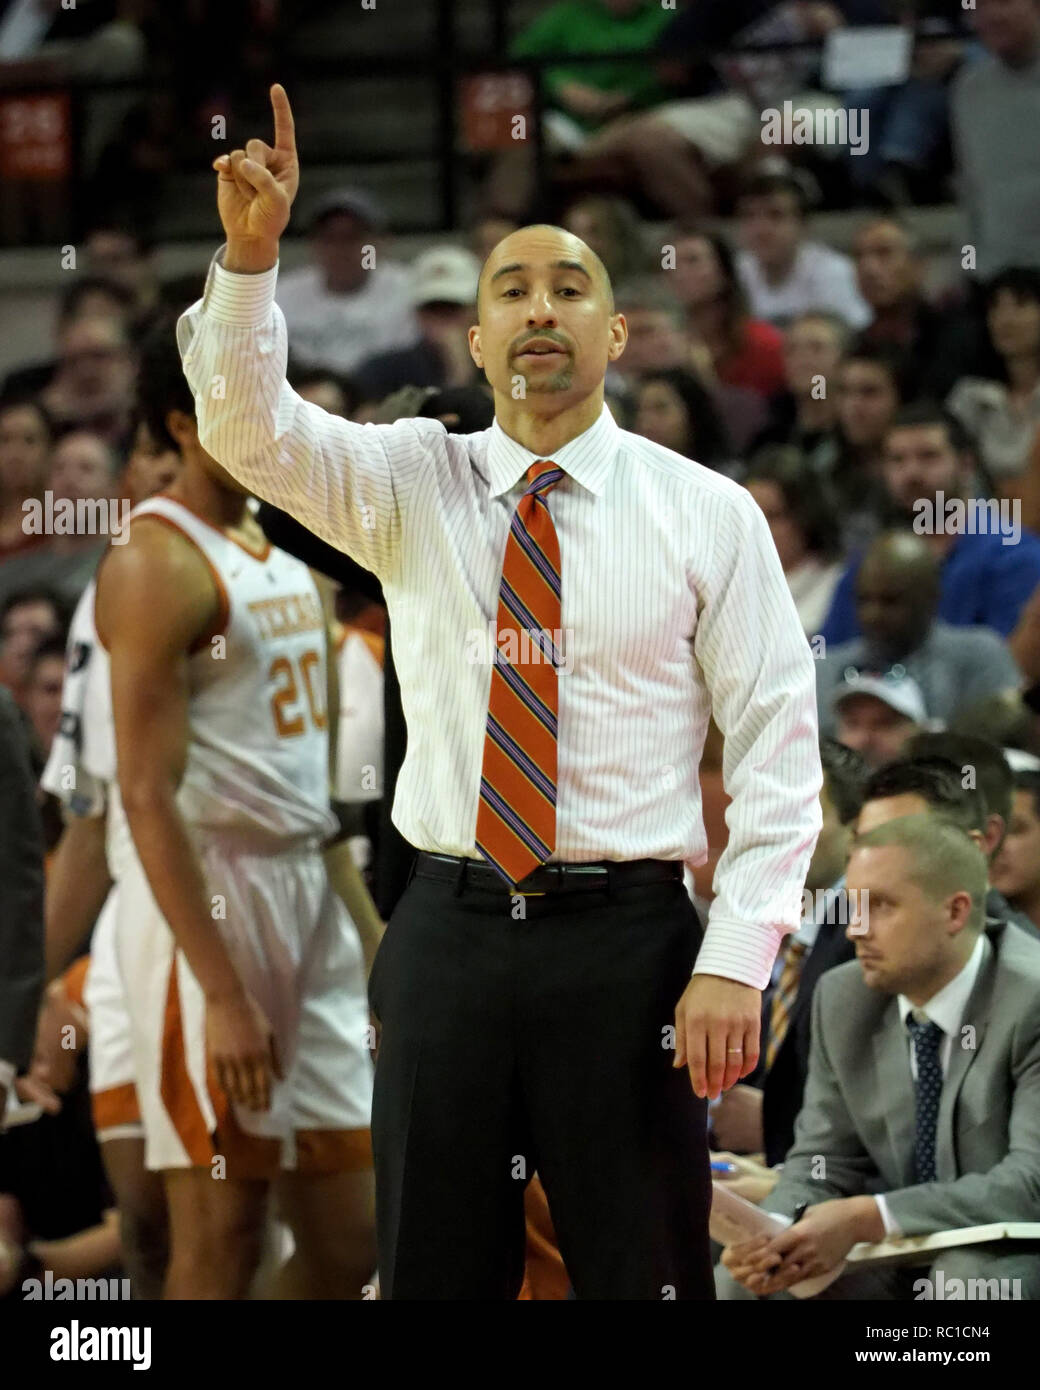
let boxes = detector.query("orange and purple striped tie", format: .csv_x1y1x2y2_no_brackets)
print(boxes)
475,459,565,887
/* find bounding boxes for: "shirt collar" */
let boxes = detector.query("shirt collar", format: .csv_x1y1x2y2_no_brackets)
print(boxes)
897,931,989,1036
485,403,620,500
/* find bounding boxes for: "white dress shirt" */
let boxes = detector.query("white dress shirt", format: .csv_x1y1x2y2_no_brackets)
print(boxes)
875,932,990,1236
176,248,823,989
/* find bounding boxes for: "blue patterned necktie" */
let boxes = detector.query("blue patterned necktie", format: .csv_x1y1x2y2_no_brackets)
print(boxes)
907,1015,944,1184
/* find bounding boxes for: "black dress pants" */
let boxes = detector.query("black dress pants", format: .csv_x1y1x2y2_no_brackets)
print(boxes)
368,862,714,1300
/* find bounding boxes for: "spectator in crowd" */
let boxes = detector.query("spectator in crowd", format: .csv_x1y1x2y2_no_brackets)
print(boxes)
0,0,145,79
906,730,1017,863
1,276,137,404
275,188,417,376
718,814,1040,1300
0,431,119,611
37,317,136,449
817,532,1022,734
749,312,848,460
488,0,675,217
21,634,64,765
951,0,1040,279
289,366,358,418
814,341,911,549
711,737,868,1167
744,446,845,635
0,588,65,706
84,222,161,330
611,276,689,380
841,22,962,207
577,0,841,220
821,404,1040,643
992,769,1040,931
0,682,45,1129
632,368,734,473
853,217,979,399
0,399,52,563
353,247,482,402
561,196,647,288
858,741,1040,939
947,268,1040,485
469,214,520,267
735,172,871,330
831,668,927,770
667,229,786,402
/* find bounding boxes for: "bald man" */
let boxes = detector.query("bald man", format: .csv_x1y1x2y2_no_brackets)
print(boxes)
177,84,823,1300
816,531,1021,738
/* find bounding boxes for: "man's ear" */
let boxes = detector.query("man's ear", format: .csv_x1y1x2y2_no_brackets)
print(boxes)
165,409,198,448
468,325,483,368
948,889,975,934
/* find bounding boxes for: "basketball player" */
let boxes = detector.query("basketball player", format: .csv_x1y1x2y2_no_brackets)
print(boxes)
89,330,379,1300
41,414,183,1299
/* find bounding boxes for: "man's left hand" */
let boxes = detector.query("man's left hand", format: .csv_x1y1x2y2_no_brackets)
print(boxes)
674,974,760,1099
726,1197,878,1294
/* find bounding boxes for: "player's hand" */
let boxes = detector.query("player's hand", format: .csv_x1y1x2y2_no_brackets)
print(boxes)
205,988,282,1112
212,83,298,254
673,974,760,1100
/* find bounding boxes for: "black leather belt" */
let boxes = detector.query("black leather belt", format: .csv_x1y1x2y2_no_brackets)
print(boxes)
413,851,683,895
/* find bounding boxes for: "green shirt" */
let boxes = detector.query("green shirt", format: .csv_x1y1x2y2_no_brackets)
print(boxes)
510,0,672,130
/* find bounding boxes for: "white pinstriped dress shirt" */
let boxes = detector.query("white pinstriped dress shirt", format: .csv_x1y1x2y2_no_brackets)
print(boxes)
176,247,823,990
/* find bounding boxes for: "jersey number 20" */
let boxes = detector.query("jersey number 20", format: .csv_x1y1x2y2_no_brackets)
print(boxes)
269,650,327,736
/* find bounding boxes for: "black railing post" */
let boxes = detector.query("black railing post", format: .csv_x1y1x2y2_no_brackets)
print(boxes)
436,0,458,230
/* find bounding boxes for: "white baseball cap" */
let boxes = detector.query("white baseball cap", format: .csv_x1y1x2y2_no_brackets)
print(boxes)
410,246,481,307
832,667,928,725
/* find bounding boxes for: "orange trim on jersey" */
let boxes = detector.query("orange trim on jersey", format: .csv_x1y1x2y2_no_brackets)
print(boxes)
156,490,273,562
159,958,216,1168
205,1057,283,1181
93,1082,142,1133
132,512,232,654
295,1127,373,1175
62,954,91,1011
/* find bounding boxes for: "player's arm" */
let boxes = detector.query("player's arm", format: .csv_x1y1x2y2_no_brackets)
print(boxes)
44,812,111,983
95,522,279,1112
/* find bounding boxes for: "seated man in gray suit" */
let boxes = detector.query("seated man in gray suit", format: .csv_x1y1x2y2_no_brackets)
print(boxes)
717,814,1040,1300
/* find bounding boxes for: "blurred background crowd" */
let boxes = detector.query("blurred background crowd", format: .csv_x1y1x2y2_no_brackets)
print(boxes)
2,0,1040,1300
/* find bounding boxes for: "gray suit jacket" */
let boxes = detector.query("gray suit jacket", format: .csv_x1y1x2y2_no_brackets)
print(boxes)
763,922,1040,1235
0,687,45,1074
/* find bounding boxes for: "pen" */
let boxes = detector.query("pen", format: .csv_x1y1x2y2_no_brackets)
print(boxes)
791,1201,808,1224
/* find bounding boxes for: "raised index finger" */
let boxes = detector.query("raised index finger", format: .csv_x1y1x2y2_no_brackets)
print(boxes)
270,83,296,155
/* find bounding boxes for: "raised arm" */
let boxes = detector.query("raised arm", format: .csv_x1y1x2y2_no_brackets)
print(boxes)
178,83,446,583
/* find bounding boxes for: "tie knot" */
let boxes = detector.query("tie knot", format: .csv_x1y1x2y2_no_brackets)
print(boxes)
526,459,564,497
907,1015,944,1052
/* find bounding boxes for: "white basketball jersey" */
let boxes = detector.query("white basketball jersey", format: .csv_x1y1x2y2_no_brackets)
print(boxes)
113,495,338,850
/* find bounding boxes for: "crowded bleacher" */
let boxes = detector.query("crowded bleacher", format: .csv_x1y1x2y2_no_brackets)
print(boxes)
2,0,1040,1304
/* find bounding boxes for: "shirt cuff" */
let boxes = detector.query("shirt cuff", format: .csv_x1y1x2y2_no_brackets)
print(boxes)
874,1194,902,1239
693,915,785,990
202,243,280,327
0,1059,16,1092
